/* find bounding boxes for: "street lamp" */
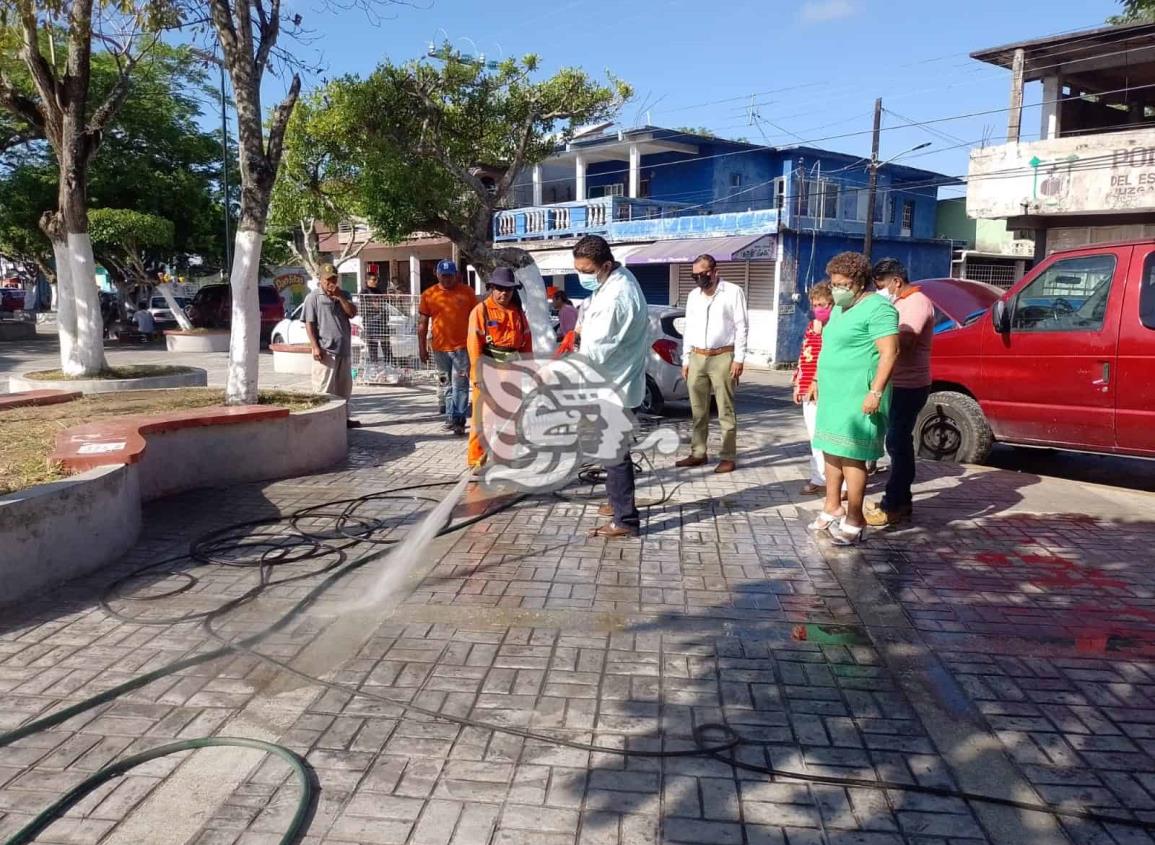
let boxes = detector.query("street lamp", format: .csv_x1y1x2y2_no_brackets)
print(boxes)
189,47,232,277
864,140,932,260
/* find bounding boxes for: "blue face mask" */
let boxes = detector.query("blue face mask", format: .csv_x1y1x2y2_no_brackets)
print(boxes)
577,273,600,291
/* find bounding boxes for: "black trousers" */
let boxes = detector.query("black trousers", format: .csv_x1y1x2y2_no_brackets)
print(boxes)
604,457,640,530
883,385,931,510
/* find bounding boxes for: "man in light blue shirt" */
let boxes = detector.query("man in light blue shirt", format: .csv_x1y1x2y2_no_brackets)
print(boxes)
572,235,648,539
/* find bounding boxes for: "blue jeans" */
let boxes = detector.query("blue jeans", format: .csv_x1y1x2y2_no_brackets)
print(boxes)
883,386,931,510
433,348,470,425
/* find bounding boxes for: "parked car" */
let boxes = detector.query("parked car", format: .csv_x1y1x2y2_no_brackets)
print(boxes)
141,294,192,331
269,300,420,362
187,283,285,342
641,305,690,415
922,240,1155,463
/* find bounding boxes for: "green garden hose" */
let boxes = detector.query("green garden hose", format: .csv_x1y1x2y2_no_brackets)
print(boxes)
3,737,315,845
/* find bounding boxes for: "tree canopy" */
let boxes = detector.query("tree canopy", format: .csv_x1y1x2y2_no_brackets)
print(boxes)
0,45,227,276
341,48,631,273
1109,0,1155,22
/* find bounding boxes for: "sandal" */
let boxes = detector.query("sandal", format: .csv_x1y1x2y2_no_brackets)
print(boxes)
830,520,866,546
808,511,842,533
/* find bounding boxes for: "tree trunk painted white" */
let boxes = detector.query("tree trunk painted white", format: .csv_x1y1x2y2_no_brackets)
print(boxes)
52,238,80,375
66,233,107,375
514,262,557,358
157,283,194,330
225,229,263,404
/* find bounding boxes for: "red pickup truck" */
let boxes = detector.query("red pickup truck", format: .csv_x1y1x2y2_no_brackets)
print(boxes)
921,240,1155,463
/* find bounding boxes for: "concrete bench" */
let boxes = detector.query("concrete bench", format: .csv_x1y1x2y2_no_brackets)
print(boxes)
0,388,81,410
270,343,313,375
50,404,287,473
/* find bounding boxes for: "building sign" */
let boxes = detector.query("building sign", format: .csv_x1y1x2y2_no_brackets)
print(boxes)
967,128,1155,219
733,235,777,261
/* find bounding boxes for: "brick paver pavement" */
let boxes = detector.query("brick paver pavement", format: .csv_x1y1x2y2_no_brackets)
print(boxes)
2,376,1155,845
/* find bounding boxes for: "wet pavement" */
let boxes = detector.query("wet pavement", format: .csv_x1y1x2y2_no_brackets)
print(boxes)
2,363,1155,845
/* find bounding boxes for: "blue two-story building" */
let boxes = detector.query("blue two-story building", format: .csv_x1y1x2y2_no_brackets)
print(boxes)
497,126,956,364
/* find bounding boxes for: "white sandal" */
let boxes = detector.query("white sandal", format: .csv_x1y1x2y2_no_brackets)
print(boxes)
830,520,866,546
808,512,841,533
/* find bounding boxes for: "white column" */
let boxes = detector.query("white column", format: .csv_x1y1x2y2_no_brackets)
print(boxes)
1041,75,1062,140
628,143,641,198
532,164,543,206
575,154,587,201
409,255,421,297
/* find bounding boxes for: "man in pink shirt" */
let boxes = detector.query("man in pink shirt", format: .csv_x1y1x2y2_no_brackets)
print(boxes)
866,258,936,527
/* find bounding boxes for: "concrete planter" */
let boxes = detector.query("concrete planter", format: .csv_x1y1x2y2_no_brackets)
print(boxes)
271,343,313,375
9,368,207,395
0,399,347,606
165,330,230,353
0,321,36,341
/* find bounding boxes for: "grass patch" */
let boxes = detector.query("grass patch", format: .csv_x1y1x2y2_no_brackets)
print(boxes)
25,364,197,381
0,388,326,495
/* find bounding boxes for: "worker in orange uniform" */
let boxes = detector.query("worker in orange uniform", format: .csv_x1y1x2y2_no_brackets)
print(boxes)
466,268,533,470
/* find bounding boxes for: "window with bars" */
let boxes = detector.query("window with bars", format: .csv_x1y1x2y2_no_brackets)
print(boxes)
901,200,915,234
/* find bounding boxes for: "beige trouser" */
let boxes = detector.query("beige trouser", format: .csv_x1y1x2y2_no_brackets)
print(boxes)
312,353,353,415
688,350,737,461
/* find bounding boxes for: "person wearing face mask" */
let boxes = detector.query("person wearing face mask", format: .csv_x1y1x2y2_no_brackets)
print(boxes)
465,268,533,471
809,252,899,546
675,253,748,474
864,258,936,528
571,235,649,539
794,282,835,495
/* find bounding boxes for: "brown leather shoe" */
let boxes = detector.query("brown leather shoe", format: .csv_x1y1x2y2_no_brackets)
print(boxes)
675,455,707,468
598,503,614,517
589,522,639,539
714,460,736,474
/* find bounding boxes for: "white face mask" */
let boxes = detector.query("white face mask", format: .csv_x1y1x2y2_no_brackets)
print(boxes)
577,273,600,291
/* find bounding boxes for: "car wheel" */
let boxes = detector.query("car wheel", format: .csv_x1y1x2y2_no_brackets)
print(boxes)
641,376,665,416
915,391,993,464
271,334,284,346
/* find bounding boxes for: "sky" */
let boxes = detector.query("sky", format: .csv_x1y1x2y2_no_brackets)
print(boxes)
256,0,1123,197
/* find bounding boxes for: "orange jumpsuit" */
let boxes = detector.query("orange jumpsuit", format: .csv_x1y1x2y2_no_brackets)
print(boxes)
466,297,533,468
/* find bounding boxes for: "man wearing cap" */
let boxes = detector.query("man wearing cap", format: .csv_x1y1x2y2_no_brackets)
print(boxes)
466,268,532,469
304,264,360,428
419,260,478,436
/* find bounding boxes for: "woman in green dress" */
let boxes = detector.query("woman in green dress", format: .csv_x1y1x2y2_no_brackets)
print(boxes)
808,252,899,545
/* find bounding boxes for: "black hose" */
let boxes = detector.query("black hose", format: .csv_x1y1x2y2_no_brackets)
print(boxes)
5,474,1155,842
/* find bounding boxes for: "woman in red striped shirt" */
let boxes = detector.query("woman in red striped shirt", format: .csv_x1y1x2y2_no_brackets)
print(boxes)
793,282,834,495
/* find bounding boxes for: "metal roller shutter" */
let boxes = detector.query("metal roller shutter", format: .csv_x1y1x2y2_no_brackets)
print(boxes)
746,261,776,310
675,264,697,305
630,263,672,305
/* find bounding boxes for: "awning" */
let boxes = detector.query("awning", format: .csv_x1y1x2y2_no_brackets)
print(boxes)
525,244,647,275
624,234,775,265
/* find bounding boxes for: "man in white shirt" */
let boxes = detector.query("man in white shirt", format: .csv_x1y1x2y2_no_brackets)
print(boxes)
676,253,748,474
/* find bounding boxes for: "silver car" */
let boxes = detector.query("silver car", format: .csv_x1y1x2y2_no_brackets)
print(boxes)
641,305,688,415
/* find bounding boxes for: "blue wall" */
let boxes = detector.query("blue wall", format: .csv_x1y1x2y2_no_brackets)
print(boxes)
560,264,668,305
775,229,953,362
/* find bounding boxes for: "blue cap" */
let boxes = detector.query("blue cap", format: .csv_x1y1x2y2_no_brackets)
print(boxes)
436,259,458,275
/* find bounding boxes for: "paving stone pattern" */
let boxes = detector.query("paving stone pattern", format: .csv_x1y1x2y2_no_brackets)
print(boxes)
1,381,1153,843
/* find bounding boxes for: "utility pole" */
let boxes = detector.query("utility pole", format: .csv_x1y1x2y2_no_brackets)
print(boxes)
219,62,232,275
863,97,882,261
190,48,232,277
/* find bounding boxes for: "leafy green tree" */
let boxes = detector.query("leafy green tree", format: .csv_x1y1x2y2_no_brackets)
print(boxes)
0,47,228,284
88,208,174,319
1109,0,1155,22
268,85,377,280
0,0,177,375
346,48,631,276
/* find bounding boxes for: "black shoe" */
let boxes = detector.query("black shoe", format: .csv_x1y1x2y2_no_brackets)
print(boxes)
346,419,362,429
451,423,466,437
